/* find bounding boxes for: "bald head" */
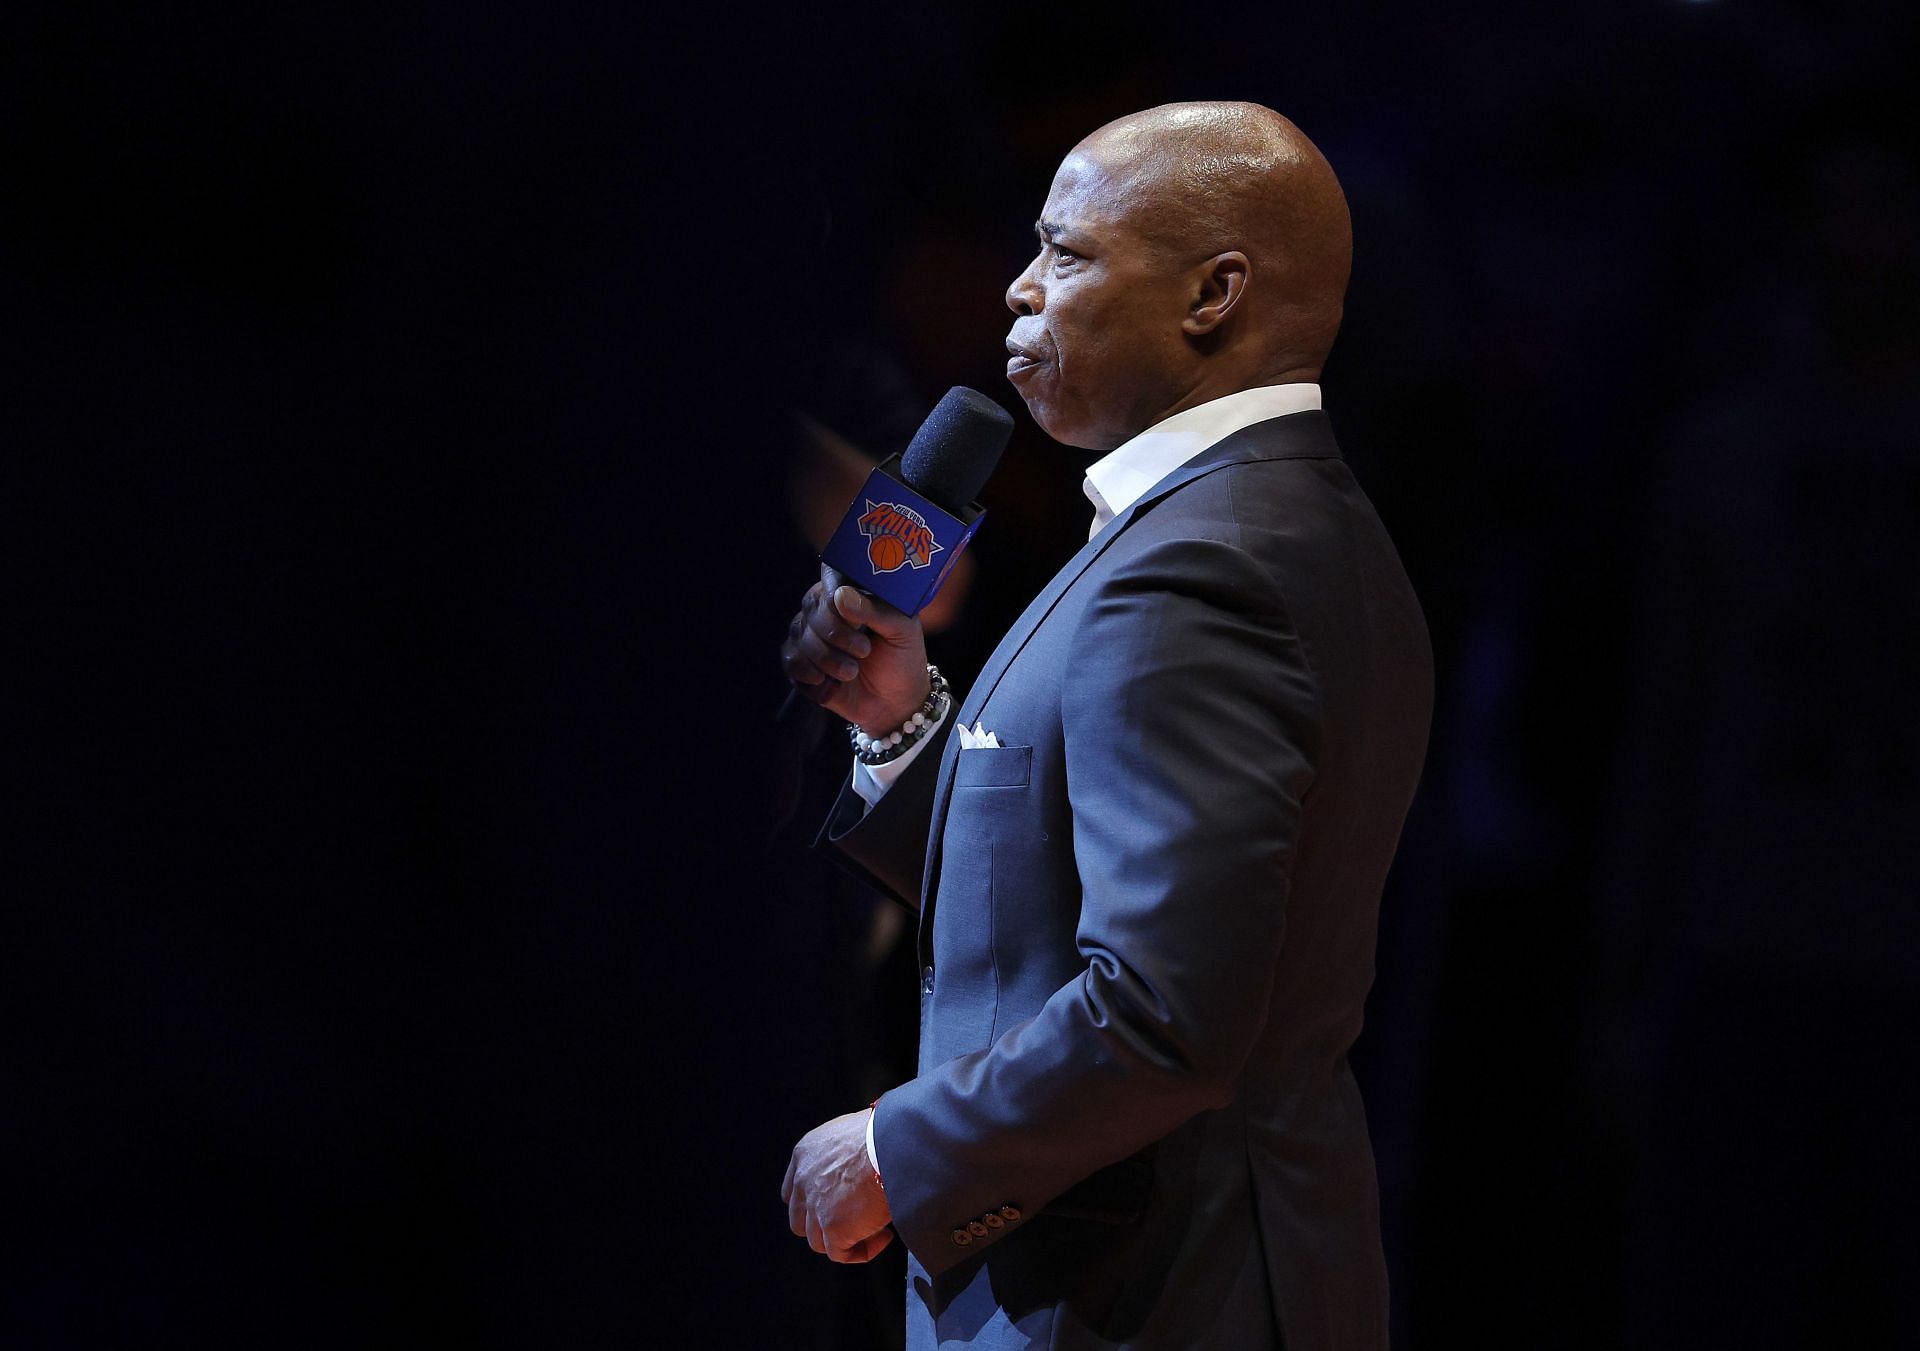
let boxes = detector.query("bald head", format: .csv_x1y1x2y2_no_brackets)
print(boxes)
1005,101,1354,449
1077,102,1352,373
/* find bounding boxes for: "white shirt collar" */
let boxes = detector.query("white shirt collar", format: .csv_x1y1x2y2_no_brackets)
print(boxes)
1082,383,1322,539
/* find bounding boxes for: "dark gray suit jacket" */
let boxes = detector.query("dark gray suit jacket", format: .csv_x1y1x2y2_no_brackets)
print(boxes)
820,410,1432,1350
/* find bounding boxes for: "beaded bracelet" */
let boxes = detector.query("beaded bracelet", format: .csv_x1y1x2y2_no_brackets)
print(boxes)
850,665,950,766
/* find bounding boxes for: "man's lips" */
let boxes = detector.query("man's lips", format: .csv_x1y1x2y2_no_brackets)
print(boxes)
1005,340,1045,381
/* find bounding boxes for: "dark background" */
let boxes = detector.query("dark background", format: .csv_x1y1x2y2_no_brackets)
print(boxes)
6,2,1916,1347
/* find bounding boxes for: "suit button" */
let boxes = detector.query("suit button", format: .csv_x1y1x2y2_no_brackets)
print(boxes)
922,966,935,995
967,1220,989,1237
951,1228,973,1247
999,1205,1022,1223
983,1212,1005,1229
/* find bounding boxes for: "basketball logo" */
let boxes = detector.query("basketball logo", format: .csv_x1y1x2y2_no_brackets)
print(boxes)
857,499,943,575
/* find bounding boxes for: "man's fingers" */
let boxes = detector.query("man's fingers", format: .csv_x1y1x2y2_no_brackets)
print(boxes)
805,593,874,660
796,625,861,683
779,638,832,687
838,1228,895,1264
783,579,870,685
805,1213,828,1255
832,586,915,641
780,1151,796,1206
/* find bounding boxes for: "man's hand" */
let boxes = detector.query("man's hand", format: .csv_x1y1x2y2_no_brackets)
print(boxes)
781,1109,894,1263
780,582,929,736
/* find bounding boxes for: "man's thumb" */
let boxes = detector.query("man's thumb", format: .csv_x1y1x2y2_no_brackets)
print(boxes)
834,586,912,638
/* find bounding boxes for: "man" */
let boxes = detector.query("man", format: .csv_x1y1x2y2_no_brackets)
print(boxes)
779,102,1432,1350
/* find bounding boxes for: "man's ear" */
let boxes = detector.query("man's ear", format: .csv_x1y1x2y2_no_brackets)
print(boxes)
1182,251,1249,336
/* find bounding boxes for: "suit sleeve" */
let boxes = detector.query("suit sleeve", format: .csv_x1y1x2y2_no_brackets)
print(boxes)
871,536,1323,1274
813,714,955,911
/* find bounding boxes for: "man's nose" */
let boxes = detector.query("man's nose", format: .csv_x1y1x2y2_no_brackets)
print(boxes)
1006,261,1042,316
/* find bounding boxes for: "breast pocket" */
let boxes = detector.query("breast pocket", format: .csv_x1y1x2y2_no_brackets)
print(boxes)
953,743,1032,788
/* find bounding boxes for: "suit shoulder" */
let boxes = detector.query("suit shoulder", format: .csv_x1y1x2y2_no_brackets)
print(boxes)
1118,453,1360,553
1115,451,1427,659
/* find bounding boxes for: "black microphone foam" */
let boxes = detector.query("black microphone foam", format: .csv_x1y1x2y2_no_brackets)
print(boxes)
900,386,1014,515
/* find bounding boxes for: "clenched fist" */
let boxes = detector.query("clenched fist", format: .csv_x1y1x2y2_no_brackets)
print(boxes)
782,1108,894,1264
779,582,930,736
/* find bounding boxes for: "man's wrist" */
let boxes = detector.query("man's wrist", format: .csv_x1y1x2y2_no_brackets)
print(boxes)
855,671,935,741
852,667,947,765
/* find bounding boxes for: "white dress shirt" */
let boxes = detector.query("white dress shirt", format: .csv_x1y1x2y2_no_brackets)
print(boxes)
848,383,1322,1179
1080,382,1322,539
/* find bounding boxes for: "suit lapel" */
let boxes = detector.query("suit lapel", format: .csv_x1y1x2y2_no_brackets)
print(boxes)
915,411,1341,964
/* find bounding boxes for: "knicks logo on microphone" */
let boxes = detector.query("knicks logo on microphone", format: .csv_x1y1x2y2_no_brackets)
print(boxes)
857,500,943,574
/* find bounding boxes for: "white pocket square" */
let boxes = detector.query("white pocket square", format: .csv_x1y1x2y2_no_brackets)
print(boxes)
957,720,1002,750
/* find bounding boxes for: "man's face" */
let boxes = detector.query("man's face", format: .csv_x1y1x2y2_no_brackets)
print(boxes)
1004,153,1196,451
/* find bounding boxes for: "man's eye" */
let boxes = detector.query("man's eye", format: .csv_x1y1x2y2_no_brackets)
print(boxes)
1051,245,1078,266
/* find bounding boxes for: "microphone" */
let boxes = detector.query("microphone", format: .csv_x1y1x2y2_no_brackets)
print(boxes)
819,386,1013,609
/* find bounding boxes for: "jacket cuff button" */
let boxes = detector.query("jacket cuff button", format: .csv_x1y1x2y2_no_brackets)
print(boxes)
951,1229,973,1247
967,1220,989,1237
983,1212,1005,1229
999,1204,1022,1223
